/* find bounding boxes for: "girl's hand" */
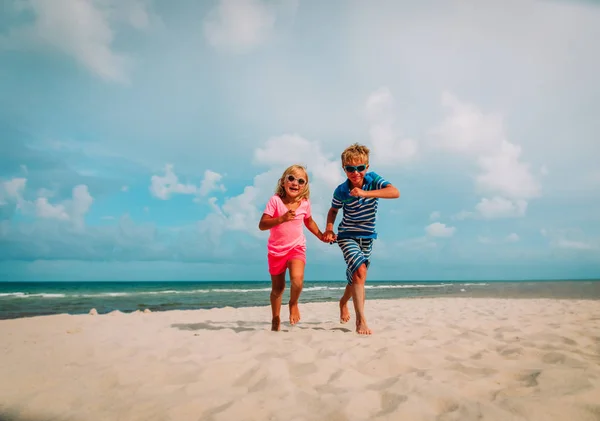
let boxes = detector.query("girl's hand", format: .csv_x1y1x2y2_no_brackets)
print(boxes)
280,210,295,223
323,230,336,243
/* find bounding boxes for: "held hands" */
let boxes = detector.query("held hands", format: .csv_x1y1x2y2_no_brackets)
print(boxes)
349,187,367,198
322,230,337,243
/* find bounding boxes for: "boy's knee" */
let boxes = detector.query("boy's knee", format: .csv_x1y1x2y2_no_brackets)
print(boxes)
352,264,367,284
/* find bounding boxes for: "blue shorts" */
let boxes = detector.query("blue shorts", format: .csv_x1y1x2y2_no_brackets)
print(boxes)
337,238,374,285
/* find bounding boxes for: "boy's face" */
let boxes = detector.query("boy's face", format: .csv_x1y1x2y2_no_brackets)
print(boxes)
343,157,368,188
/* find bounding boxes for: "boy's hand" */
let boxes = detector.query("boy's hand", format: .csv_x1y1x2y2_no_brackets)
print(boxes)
280,210,295,223
323,230,336,243
349,187,367,198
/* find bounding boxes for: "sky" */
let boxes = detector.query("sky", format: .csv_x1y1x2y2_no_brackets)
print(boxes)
1,0,599,282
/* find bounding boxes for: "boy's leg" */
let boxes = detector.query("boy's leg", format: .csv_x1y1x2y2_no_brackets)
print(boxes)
339,284,352,323
351,264,371,335
270,273,286,331
288,259,305,325
338,238,373,334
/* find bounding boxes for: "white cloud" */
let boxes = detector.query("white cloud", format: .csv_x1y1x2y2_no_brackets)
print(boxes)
555,239,595,250
203,0,296,53
0,0,156,82
506,233,520,243
71,185,93,229
429,211,441,221
541,228,597,251
36,199,70,221
150,164,199,200
425,222,456,237
254,134,344,190
476,142,539,199
198,170,226,196
365,87,418,166
150,165,226,201
431,93,540,218
0,178,27,206
475,197,527,219
35,184,93,229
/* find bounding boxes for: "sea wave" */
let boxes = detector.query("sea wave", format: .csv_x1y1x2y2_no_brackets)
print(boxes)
0,283,489,299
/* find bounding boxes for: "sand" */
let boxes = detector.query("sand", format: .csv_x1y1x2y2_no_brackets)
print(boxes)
1,298,600,421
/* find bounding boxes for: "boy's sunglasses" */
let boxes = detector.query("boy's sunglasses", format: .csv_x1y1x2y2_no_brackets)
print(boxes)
344,165,367,173
287,175,307,185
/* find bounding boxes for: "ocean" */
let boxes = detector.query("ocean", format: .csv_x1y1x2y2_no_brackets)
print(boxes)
0,280,599,320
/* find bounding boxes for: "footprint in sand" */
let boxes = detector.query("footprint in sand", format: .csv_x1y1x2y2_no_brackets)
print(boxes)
514,369,542,387
542,352,566,364
366,376,401,391
378,392,408,416
497,346,523,358
435,397,460,415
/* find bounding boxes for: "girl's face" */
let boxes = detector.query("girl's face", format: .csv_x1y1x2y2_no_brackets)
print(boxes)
282,169,307,199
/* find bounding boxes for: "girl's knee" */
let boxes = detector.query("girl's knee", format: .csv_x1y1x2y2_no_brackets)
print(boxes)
271,285,285,296
290,275,303,286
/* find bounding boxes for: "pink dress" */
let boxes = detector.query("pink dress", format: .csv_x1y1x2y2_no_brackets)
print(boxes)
263,195,312,274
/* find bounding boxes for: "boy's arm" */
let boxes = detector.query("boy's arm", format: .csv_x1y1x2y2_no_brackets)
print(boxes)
350,184,400,199
303,217,324,241
323,207,339,242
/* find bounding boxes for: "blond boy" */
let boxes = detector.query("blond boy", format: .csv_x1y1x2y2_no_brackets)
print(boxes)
323,144,400,334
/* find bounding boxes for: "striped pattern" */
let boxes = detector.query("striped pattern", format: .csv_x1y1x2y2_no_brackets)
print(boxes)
331,172,390,239
338,238,374,284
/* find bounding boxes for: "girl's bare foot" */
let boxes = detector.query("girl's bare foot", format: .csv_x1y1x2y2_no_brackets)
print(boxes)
356,320,372,335
289,303,301,325
339,301,351,324
271,316,281,331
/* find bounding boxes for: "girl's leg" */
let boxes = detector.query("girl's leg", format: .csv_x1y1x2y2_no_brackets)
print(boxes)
270,272,286,331
287,259,305,325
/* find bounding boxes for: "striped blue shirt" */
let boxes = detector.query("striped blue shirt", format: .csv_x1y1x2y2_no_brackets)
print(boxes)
331,172,390,239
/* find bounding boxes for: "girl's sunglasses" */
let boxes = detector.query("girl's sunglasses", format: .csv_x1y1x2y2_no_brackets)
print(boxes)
344,164,367,173
287,175,307,185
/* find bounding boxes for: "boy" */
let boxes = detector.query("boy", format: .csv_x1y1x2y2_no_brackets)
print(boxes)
322,143,400,335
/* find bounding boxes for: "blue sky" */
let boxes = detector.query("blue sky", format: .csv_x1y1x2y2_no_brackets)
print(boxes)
1,0,599,281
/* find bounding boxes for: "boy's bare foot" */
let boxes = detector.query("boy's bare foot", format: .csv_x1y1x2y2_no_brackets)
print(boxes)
271,316,281,331
356,320,372,335
339,301,351,324
289,303,301,325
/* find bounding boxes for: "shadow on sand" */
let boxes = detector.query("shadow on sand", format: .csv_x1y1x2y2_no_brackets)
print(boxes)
171,320,352,333
0,412,71,421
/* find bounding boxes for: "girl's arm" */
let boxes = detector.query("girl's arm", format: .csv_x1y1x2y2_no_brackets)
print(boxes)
304,216,324,241
259,210,295,231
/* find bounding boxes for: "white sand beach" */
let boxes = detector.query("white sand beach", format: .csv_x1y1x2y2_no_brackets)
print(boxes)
1,298,600,421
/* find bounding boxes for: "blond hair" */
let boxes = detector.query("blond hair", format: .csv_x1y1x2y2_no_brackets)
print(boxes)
275,164,310,201
341,143,370,165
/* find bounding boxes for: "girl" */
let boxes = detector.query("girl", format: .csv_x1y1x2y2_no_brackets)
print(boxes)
258,164,325,331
